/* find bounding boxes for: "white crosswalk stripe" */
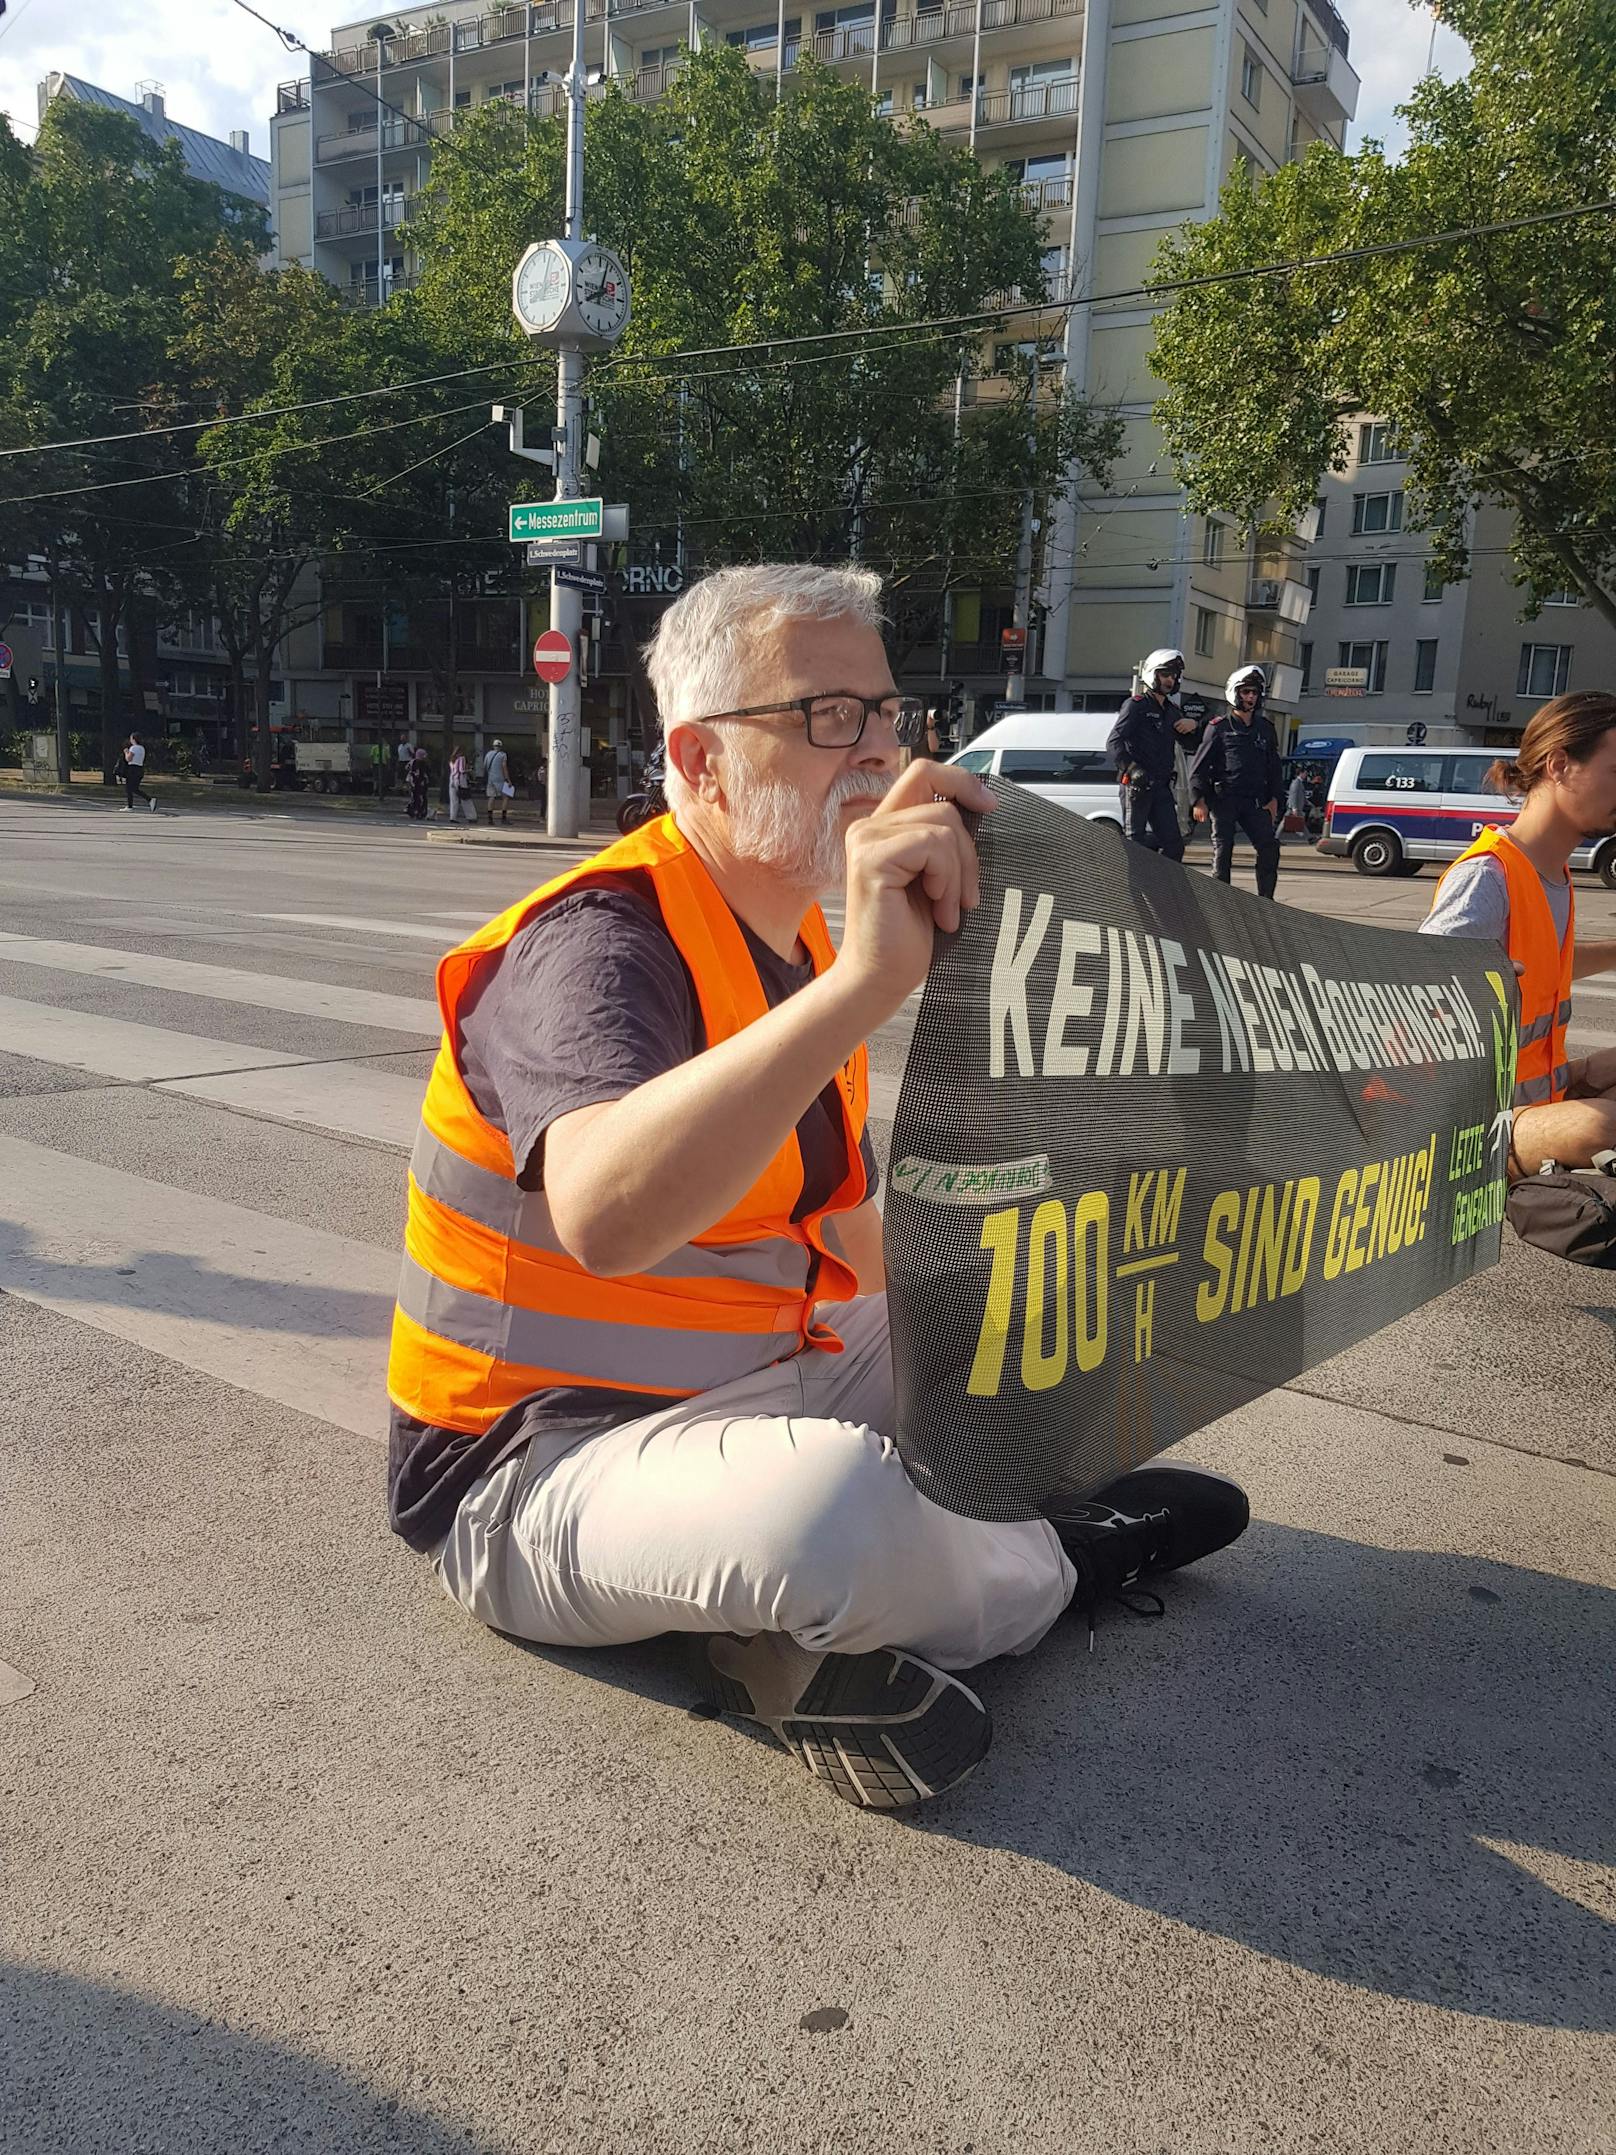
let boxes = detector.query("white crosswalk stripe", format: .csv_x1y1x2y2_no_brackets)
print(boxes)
0,934,438,1034
259,913,461,943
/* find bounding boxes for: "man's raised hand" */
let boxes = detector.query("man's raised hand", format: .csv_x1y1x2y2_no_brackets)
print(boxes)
835,758,996,1024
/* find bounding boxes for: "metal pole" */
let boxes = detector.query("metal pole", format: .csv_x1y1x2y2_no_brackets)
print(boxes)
776,0,785,92
967,0,983,148
548,0,589,838
51,588,70,783
375,34,385,300
1006,350,1038,707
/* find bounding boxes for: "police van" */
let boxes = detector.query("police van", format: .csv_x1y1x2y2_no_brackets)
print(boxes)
947,710,1194,838
1321,744,1616,884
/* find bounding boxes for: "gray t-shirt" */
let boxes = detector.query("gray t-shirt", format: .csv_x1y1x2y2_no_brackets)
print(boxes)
1419,855,1572,947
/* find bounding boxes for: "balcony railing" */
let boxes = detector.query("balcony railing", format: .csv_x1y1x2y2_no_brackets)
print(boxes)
277,79,309,113
314,117,435,164
1019,172,1073,214
1248,575,1312,626
625,58,686,101
975,76,1079,125
880,0,1079,51
316,197,413,240
337,274,419,310
1303,0,1350,58
325,0,680,74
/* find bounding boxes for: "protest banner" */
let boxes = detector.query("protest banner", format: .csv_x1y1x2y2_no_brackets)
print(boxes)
884,783,1515,1522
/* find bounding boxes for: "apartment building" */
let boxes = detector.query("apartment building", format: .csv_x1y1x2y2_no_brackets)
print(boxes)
266,0,1357,764
1293,421,1616,751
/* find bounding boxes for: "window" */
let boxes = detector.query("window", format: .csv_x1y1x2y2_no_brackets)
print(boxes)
953,749,995,773
1299,640,1314,692
959,72,982,97
1357,753,1445,792
728,19,785,46
1413,639,1438,693
1542,587,1579,606
1357,421,1398,465
1447,754,1496,798
1337,639,1389,692
1352,490,1404,534
1312,496,1327,537
453,87,472,106
1040,246,1067,294
1345,563,1396,605
999,749,1116,784
1203,520,1225,568
911,80,927,109
1422,562,1444,603
1306,565,1321,609
1517,643,1571,698
1194,606,1217,657
874,87,893,114
1240,46,1261,106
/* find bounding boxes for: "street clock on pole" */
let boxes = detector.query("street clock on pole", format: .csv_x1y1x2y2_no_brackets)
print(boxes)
512,239,632,348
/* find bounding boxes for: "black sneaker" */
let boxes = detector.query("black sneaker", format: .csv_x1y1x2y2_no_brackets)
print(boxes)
1044,1463,1250,1647
706,1633,991,1813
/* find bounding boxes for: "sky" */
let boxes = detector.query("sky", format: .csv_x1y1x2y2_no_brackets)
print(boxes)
0,0,1470,172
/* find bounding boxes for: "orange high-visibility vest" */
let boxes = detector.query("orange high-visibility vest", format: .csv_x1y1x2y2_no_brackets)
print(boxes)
1435,826,1574,1107
388,814,869,1437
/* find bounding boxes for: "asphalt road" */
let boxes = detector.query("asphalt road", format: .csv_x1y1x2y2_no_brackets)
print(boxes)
1,792,1612,2155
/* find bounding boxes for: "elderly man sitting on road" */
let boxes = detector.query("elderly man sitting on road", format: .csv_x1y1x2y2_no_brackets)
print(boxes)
387,564,1248,1812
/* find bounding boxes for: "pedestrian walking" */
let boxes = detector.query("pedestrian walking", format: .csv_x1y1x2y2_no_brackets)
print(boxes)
448,747,477,824
1190,666,1284,899
121,733,155,813
372,741,389,800
483,737,513,825
1285,767,1310,833
405,745,432,822
1108,649,1197,860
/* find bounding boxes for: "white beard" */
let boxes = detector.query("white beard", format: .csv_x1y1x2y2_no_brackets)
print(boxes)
724,751,895,890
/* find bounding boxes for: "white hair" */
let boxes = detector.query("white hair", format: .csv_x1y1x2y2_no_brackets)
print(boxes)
645,564,884,811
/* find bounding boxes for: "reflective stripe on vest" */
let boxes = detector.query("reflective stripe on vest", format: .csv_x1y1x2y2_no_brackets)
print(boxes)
387,814,869,1436
1432,827,1575,1110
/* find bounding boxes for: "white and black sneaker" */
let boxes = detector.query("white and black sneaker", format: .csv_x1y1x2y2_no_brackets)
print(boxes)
706,1633,991,1813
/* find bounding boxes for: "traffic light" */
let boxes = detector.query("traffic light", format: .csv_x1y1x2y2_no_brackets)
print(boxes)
945,679,964,741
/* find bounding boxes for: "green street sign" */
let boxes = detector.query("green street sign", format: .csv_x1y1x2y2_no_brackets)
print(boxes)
508,497,604,542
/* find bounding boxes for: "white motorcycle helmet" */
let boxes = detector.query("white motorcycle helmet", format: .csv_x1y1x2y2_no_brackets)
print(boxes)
1226,664,1267,705
1139,647,1186,691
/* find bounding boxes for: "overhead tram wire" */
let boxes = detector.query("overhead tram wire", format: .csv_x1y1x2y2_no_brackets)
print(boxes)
7,194,1616,465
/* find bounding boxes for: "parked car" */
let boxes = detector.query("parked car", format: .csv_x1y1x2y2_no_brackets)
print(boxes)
1320,744,1616,884
948,709,1192,838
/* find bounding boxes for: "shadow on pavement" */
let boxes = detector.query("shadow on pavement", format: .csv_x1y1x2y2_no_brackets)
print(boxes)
506,1523,1615,2034
1,1964,482,2154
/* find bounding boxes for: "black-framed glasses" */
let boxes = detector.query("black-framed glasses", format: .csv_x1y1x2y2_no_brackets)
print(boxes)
693,691,930,749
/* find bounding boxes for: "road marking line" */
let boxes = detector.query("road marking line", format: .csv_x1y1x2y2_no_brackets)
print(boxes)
159,1061,425,1148
0,996,307,1084
259,913,459,943
0,1136,394,1440
0,935,438,1035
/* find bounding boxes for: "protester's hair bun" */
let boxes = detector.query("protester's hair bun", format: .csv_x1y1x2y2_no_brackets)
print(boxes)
1484,756,1526,797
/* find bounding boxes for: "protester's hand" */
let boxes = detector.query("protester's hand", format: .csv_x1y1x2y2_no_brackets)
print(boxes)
1192,802,1208,823
1266,799,1280,821
838,758,995,1020
1173,717,1196,736
1573,1044,1616,1094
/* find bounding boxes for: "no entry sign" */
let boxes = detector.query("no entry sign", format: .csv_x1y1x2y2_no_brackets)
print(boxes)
532,630,572,684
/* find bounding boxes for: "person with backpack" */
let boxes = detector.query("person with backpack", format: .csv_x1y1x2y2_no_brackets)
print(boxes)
1191,664,1283,898
1421,690,1616,1177
1108,648,1197,860
482,738,512,825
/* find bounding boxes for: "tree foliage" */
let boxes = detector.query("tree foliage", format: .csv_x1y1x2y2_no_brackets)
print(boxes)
408,49,1120,628
1147,0,1616,629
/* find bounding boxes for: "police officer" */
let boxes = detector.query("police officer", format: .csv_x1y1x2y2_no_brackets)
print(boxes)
1191,664,1284,899
1108,647,1197,860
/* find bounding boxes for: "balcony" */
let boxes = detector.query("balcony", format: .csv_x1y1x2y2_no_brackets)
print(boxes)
881,0,1079,51
1248,574,1312,625
624,58,686,101
1019,171,1072,216
1292,38,1360,127
314,117,434,165
277,79,309,114
976,76,1079,127
337,273,419,309
316,197,414,241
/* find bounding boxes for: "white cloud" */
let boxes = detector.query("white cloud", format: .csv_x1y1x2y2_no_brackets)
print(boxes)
1344,0,1472,155
0,0,312,161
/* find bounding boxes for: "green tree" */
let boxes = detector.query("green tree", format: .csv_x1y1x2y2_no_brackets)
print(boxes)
0,102,267,773
407,49,1120,647
1147,0,1616,630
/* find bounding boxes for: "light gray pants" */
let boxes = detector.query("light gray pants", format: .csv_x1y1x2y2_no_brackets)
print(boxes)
436,1294,1076,1669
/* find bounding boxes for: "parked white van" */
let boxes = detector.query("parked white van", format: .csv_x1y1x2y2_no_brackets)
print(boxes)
947,710,1193,836
1321,744,1616,884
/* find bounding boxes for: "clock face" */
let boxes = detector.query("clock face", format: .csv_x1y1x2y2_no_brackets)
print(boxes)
513,244,570,335
573,246,630,343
